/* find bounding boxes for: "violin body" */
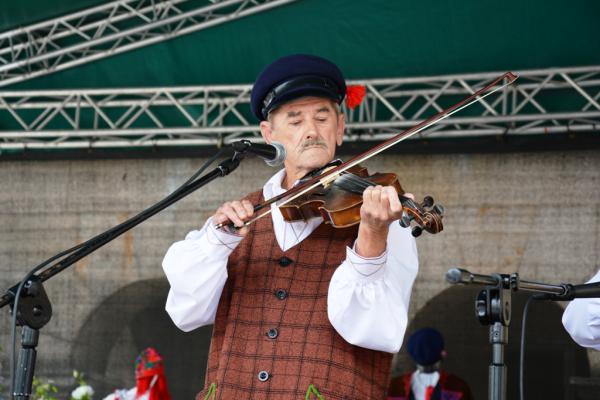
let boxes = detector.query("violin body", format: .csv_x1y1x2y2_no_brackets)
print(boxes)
280,165,404,228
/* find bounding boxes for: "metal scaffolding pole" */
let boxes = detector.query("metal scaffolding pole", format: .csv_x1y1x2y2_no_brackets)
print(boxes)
0,0,299,87
0,65,598,150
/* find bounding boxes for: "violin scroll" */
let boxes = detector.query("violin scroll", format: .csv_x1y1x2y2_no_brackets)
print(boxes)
399,195,444,237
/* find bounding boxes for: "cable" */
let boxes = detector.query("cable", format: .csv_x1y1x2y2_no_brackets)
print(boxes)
519,295,536,400
9,147,228,398
183,147,230,186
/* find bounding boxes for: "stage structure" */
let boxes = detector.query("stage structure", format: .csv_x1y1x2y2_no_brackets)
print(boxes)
0,0,299,87
0,66,598,150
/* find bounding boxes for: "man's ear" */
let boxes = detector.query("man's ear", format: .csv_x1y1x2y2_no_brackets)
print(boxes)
336,112,345,146
259,120,273,144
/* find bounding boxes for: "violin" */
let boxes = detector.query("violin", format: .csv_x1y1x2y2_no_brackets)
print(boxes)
278,162,444,237
217,72,518,237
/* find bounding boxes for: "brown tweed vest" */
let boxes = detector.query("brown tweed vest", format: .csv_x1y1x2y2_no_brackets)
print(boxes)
196,190,393,400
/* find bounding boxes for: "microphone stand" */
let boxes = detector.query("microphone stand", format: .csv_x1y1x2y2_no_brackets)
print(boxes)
0,148,249,399
445,268,567,400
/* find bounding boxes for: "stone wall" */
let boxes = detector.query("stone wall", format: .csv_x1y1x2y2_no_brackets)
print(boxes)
1,149,598,398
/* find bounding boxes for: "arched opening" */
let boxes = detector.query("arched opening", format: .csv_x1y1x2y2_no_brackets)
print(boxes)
70,279,212,399
394,286,590,399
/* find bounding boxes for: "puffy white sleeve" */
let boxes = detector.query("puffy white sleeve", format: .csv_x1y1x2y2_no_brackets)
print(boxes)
327,222,419,353
162,218,243,332
562,270,600,350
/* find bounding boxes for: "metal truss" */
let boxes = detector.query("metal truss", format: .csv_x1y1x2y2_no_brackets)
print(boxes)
0,65,599,150
0,0,298,87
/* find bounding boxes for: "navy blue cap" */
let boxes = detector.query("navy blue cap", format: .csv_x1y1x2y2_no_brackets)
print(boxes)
407,328,445,366
250,54,346,121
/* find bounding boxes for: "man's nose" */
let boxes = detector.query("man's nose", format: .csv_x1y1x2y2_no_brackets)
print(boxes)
305,119,318,140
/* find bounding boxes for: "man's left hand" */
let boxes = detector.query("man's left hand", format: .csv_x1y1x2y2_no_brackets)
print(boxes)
355,186,414,258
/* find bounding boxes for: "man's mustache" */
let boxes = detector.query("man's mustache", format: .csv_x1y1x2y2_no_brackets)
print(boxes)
301,140,328,150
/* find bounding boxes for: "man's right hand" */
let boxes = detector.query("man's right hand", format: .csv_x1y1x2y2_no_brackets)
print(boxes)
212,199,255,236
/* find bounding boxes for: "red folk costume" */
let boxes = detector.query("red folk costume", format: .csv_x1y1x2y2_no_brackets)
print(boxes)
135,348,171,400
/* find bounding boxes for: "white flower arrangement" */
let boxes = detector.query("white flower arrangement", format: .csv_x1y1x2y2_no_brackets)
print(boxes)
70,370,94,400
71,385,94,400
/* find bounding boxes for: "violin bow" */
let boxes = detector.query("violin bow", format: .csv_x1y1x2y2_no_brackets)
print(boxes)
218,72,518,230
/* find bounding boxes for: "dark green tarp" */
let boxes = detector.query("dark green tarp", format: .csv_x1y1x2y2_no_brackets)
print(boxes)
2,0,599,89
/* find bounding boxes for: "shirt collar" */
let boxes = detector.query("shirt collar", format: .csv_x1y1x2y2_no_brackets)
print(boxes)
263,168,288,201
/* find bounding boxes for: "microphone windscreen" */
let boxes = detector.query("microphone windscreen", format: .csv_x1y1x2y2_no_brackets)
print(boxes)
265,141,286,167
446,268,464,284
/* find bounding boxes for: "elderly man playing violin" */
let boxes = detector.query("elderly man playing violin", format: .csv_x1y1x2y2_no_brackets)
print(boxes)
162,54,419,400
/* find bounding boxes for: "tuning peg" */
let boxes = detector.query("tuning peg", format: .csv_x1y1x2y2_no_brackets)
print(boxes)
432,204,445,216
422,196,434,208
399,211,411,228
411,226,423,237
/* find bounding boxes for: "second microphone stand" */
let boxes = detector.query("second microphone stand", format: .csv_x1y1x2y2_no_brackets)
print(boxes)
445,268,567,400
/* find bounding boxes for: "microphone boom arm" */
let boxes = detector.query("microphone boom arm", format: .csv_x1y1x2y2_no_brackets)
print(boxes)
445,267,600,300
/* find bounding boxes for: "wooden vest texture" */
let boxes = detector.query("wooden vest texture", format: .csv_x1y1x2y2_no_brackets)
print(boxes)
196,190,393,400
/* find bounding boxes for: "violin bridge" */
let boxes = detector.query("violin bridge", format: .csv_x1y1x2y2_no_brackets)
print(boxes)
318,166,340,188
319,174,339,188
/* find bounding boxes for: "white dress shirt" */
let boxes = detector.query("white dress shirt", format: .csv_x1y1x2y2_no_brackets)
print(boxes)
163,168,419,353
562,270,600,350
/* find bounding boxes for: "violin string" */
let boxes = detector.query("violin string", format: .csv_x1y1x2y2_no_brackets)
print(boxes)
340,172,444,231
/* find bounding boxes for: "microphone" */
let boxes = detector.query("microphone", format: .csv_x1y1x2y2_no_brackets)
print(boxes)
230,140,286,167
445,268,500,286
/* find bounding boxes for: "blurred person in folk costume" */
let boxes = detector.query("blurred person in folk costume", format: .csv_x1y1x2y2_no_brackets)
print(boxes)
103,347,171,400
388,328,473,400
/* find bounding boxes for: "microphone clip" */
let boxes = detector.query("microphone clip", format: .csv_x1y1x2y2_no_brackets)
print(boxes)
230,139,253,154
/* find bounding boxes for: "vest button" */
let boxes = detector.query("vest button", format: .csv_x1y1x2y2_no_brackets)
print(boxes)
275,289,288,300
258,370,270,382
267,328,279,339
278,256,293,267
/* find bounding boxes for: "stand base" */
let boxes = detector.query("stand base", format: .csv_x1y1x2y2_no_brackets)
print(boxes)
14,326,39,400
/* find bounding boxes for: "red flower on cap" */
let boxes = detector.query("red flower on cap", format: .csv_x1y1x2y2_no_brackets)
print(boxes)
345,85,366,110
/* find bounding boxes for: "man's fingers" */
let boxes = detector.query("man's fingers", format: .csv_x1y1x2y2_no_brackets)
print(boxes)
385,186,403,214
370,185,382,205
361,185,406,226
363,186,373,202
403,192,415,201
220,203,244,227
217,200,255,228
379,187,392,218
213,212,228,225
242,199,255,217
212,199,255,235
231,201,249,220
